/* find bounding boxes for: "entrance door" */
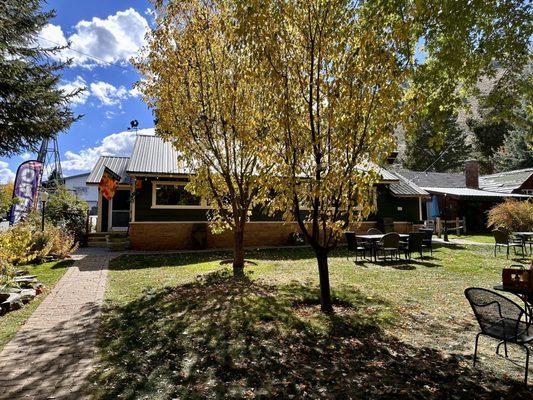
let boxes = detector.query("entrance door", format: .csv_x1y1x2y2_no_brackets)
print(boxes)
110,189,130,231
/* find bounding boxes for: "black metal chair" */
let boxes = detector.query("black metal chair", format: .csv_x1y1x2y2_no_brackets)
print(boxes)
493,229,525,259
377,232,400,260
464,287,533,385
400,232,424,260
419,228,433,255
367,228,383,235
345,232,369,262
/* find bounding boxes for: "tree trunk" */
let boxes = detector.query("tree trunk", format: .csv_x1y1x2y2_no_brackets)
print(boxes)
315,249,333,313
233,228,245,279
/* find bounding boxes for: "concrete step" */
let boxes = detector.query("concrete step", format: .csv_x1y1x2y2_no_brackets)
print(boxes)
88,232,128,238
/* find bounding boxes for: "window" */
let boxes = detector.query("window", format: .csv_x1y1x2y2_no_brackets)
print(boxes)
74,186,88,195
152,181,203,208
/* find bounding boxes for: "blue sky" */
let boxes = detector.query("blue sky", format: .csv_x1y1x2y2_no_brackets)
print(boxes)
0,0,156,183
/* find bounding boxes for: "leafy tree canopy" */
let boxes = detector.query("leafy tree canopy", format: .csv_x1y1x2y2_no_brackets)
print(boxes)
0,0,81,157
0,182,15,218
44,186,88,243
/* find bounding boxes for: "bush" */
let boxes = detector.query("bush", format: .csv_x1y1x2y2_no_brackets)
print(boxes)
0,259,16,291
0,221,76,265
0,222,37,265
44,186,88,243
487,199,533,232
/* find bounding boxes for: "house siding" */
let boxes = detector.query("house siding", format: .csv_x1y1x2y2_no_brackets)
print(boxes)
373,185,420,222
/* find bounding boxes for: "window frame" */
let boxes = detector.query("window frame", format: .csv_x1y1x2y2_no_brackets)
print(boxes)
151,181,207,209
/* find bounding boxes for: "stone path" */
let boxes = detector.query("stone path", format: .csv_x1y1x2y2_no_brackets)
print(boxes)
0,253,113,399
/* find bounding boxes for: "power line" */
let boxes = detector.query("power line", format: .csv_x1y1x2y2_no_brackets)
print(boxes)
422,132,467,173
36,35,135,72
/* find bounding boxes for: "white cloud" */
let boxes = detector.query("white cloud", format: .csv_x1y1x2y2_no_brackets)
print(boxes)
38,8,149,68
0,161,15,184
90,81,128,106
61,128,155,172
58,76,88,105
37,23,68,52
19,152,32,161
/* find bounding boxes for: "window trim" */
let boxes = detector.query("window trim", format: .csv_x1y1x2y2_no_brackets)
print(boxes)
151,180,208,209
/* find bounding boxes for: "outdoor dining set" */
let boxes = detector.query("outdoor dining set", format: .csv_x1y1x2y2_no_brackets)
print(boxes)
493,228,533,258
344,228,433,262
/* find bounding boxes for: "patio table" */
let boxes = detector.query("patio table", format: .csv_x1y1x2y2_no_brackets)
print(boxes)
353,233,409,262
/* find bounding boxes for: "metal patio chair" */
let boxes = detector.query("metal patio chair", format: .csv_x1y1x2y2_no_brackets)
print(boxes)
419,228,433,255
493,229,525,259
464,287,533,385
377,232,400,261
400,232,424,260
367,228,383,235
345,232,369,262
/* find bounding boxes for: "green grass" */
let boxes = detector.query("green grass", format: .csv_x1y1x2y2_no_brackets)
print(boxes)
448,234,494,244
90,246,531,399
0,259,73,351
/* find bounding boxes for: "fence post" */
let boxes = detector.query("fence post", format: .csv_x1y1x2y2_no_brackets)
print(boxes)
436,217,442,237
463,217,467,234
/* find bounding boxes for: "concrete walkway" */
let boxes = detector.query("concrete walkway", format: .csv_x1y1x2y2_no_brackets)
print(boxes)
0,253,113,399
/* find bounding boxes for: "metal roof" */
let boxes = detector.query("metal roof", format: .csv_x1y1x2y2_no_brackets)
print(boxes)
86,156,131,185
389,172,430,197
63,172,90,180
479,168,533,193
422,187,531,199
395,169,465,188
127,135,192,175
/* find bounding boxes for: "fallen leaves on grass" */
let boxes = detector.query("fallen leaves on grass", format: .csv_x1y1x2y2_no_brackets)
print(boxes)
90,270,531,399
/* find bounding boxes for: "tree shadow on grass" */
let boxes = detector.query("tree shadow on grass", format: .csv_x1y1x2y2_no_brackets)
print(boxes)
89,271,530,399
354,258,441,270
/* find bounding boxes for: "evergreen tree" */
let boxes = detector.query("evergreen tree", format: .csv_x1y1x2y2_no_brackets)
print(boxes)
0,0,80,157
403,109,472,172
495,129,533,171
468,66,531,173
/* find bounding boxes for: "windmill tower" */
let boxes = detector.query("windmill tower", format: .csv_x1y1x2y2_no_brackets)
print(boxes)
38,136,63,190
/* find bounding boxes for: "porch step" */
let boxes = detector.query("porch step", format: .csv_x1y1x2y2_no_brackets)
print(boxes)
88,232,128,238
87,232,129,249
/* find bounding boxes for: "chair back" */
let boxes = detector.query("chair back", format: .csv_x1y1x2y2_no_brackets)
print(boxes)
464,287,524,340
493,229,509,244
345,232,357,251
381,232,400,249
408,232,424,252
367,228,383,235
420,228,433,242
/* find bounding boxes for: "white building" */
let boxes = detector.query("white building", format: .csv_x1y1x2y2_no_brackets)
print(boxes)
64,172,98,215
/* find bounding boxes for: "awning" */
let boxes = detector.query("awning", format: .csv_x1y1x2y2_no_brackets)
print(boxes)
422,187,531,200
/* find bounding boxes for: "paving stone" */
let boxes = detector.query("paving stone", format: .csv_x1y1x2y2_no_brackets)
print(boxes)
0,254,114,400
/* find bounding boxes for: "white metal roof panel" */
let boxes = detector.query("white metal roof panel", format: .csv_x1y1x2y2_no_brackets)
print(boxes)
127,135,192,175
422,187,531,199
86,156,131,184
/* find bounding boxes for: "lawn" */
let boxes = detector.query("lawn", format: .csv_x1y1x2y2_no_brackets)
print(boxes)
89,245,532,399
0,259,73,351
448,234,494,244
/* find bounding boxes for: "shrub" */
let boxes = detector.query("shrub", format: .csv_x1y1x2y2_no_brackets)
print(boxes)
0,222,38,265
487,199,533,232
0,259,17,291
44,186,88,243
0,221,76,265
35,225,77,259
